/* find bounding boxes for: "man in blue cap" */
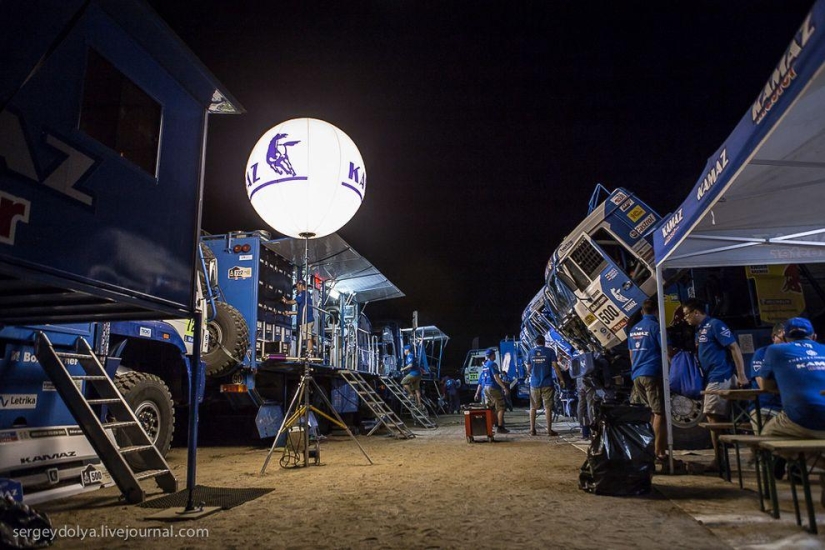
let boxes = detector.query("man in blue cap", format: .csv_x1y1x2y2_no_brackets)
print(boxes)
760,317,825,439
474,348,510,433
400,345,422,407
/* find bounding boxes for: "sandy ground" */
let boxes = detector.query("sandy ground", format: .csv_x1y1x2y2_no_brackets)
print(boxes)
29,410,825,549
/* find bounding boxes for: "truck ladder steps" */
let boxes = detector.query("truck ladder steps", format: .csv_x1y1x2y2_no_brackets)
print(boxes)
338,370,415,439
87,398,122,405
34,332,179,504
103,421,139,430
134,469,171,481
380,376,437,429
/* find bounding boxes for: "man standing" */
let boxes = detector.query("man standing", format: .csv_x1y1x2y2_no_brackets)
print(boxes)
682,298,747,470
443,376,460,414
282,280,314,356
474,348,510,434
400,345,422,407
760,317,825,439
628,299,667,461
525,335,563,436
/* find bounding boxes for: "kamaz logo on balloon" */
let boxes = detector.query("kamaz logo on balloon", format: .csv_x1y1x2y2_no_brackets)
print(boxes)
344,162,366,199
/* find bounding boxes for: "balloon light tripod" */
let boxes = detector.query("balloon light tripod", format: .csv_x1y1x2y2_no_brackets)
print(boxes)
260,361,373,473
260,234,372,474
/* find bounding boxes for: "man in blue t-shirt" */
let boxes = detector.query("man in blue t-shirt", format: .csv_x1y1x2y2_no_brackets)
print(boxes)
747,322,784,433
283,280,315,356
760,317,825,439
628,299,667,461
683,298,747,469
443,376,460,414
400,345,422,407
473,348,510,434
525,335,562,437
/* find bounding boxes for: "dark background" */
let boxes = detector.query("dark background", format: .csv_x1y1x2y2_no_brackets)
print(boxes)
147,0,814,374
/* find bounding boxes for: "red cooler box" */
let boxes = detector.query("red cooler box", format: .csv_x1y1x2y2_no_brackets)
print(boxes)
463,406,494,443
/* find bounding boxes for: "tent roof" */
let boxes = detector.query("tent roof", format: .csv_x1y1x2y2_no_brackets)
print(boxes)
264,234,404,303
655,2,825,269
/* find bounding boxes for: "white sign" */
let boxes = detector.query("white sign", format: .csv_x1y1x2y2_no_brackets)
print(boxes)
0,394,37,409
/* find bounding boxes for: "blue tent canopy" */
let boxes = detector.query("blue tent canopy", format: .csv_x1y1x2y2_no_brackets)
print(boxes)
655,1,825,269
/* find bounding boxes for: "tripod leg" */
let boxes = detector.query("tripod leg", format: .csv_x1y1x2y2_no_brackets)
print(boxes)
309,376,373,465
261,377,307,475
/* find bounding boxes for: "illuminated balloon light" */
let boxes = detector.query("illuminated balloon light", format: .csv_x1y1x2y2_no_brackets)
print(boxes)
244,118,366,239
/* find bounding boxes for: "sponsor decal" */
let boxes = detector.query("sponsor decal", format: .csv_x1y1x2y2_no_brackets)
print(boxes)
42,380,83,392
623,299,638,312
587,294,608,313
660,207,684,246
584,314,597,325
20,450,76,464
633,213,656,236
80,464,103,487
627,205,646,223
0,479,23,502
28,428,67,439
752,14,815,124
619,199,634,212
139,327,152,338
604,268,619,281
228,266,253,280
611,318,628,333
610,287,630,303
239,254,253,261
610,191,628,205
67,427,85,436
0,431,19,443
696,148,729,201
0,394,37,409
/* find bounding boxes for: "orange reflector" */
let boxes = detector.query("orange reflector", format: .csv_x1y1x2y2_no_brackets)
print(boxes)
220,383,248,393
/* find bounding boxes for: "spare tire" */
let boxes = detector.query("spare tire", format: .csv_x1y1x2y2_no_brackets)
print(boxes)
114,372,174,470
204,301,250,377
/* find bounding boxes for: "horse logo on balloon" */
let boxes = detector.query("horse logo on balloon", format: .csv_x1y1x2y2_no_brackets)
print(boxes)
266,133,300,177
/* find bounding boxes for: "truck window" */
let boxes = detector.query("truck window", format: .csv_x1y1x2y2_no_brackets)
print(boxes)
561,258,591,292
591,228,651,283
80,48,162,176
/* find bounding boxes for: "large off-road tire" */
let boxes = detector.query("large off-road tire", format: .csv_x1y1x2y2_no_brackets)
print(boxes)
204,301,250,377
114,372,175,470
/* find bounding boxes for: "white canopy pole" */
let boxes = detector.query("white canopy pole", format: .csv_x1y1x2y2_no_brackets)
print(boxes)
656,263,674,473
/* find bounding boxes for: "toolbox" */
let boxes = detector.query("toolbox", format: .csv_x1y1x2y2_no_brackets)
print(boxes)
463,405,494,443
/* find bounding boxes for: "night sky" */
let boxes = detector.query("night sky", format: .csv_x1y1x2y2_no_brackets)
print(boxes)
148,0,814,372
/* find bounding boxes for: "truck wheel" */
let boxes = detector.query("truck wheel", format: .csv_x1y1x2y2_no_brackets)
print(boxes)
114,372,175,470
670,394,711,450
204,302,250,377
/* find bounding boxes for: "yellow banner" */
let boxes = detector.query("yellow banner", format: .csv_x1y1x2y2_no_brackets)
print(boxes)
745,264,806,324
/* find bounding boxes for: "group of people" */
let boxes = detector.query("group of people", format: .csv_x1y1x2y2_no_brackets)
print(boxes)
626,297,825,470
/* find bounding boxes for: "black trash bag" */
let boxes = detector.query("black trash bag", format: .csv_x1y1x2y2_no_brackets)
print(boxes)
578,403,655,496
0,496,54,549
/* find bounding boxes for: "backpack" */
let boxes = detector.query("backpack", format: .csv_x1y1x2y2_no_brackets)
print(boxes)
669,351,704,400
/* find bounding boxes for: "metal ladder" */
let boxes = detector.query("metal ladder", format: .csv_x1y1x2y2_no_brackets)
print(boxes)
34,332,178,504
338,370,415,439
380,377,437,429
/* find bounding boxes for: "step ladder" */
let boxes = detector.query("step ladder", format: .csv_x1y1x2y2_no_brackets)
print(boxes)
338,370,415,439
380,377,437,429
34,332,178,504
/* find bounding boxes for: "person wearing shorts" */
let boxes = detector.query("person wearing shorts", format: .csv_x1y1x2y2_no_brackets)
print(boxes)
628,299,667,461
400,345,422,407
525,335,563,436
474,348,510,433
683,298,747,470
